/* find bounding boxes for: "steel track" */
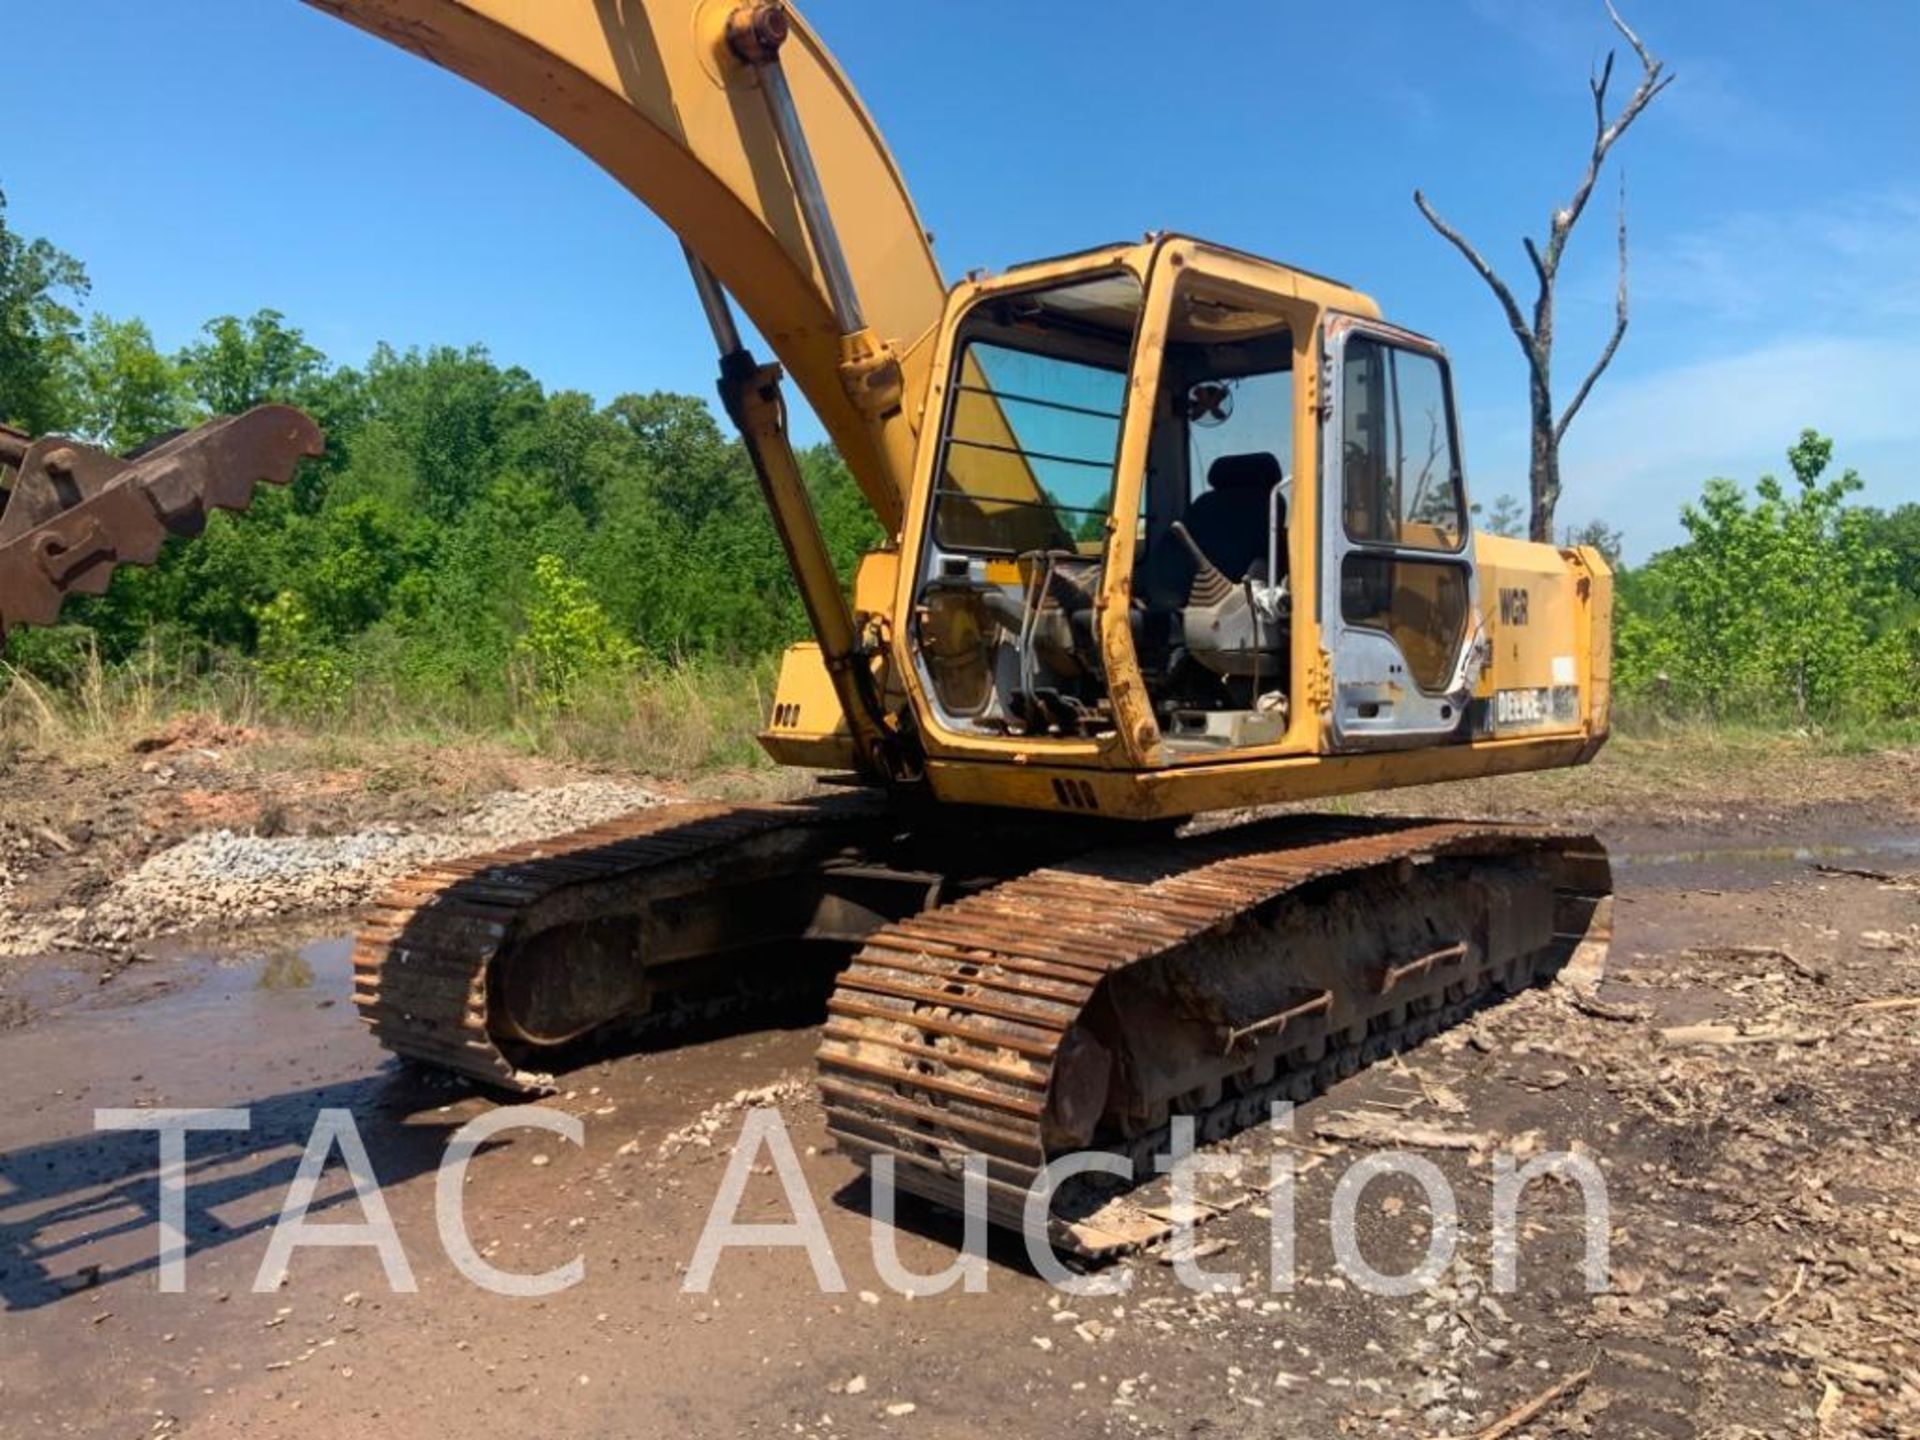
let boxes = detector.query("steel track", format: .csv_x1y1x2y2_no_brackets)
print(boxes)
816,818,1611,1257
352,799,854,1090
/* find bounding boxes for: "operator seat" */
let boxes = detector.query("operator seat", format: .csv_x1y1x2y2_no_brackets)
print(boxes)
1187,452,1284,580
1146,451,1286,612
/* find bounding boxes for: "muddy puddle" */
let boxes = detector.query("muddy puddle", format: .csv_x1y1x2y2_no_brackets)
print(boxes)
1613,830,1920,869
1589,826,1920,898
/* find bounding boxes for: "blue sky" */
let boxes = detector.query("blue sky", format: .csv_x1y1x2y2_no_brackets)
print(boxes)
7,1,1916,558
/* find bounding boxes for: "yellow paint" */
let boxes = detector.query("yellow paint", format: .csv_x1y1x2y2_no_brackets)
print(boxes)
759,643,858,769
299,4,1611,824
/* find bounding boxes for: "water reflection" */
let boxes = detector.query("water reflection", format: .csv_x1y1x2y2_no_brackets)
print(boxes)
255,948,314,991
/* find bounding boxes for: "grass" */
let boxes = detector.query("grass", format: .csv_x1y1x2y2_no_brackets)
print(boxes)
1610,698,1920,752
3,644,1914,817
0,642,789,787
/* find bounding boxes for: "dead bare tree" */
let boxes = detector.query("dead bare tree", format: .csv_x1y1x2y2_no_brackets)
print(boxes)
1414,1,1672,542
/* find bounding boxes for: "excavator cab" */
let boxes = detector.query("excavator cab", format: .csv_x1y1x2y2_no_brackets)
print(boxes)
896,236,1489,783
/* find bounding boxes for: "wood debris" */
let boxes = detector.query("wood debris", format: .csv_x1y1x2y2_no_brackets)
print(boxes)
1456,1360,1595,1440
1313,1112,1494,1153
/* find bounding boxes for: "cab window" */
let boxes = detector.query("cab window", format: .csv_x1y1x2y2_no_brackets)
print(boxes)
1340,338,1465,551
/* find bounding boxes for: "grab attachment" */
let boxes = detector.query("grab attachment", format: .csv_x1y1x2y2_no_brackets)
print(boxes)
0,405,323,636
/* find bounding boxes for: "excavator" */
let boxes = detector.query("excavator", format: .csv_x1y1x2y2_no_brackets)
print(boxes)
9,1,1613,1254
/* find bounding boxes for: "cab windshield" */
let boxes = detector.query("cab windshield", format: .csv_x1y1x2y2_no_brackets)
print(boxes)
931,272,1143,555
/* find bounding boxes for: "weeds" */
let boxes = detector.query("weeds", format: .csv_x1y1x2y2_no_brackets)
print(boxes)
3,640,1912,800
0,643,783,783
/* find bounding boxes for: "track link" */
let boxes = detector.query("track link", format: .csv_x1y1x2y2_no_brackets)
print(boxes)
353,799,861,1091
818,817,1611,1256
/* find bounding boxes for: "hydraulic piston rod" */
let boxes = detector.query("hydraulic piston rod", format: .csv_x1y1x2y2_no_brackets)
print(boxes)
680,244,904,780
725,2,865,335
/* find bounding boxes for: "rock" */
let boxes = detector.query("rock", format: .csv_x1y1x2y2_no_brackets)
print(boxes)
67,782,668,946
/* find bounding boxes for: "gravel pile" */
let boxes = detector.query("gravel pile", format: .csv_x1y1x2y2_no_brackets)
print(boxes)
76,780,666,947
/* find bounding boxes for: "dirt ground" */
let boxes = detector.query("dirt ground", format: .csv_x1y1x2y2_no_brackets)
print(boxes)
0,727,1916,1439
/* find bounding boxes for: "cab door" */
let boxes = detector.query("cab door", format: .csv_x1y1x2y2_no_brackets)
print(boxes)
1318,319,1484,748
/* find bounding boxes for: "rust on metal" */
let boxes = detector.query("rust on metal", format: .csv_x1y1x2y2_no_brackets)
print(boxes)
817,817,1612,1257
725,1,791,65
0,422,30,471
1219,988,1334,1052
0,405,323,636
352,797,887,1091
1379,940,1470,995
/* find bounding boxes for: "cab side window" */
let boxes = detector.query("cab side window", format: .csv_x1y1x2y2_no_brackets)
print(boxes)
1340,338,1465,551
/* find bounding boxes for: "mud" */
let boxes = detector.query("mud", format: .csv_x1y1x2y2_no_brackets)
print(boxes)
0,791,1914,1438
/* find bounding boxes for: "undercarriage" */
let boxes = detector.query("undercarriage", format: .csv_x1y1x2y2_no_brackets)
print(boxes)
354,795,1610,1248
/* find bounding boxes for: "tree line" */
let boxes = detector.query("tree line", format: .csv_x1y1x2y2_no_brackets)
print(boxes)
0,188,879,713
3,188,1917,729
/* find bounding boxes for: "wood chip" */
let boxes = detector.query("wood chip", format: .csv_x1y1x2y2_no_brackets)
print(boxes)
1462,1360,1595,1440
1657,1022,1827,1048
1686,944,1828,984
1313,1112,1493,1153
1816,1379,1843,1427
1562,989,1647,1023
1748,1261,1805,1323
1847,996,1920,1015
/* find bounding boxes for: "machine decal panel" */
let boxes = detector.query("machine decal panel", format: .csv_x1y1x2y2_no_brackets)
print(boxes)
1473,685,1581,736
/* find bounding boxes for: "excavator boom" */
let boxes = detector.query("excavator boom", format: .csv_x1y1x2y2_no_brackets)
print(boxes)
304,0,943,531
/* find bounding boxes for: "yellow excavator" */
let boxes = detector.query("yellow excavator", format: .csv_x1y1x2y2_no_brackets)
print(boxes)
16,1,1614,1252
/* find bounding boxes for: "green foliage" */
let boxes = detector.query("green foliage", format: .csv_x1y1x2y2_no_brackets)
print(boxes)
180,309,325,416
0,214,876,734
256,590,349,714
1860,502,1920,601
0,188,877,730
75,313,188,451
1615,430,1918,723
516,553,642,707
0,187,86,434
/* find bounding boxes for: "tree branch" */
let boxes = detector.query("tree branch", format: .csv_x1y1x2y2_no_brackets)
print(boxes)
1604,0,1660,76
1556,176,1630,442
1590,50,1617,157
1523,235,1550,290
1547,2,1672,270
1413,189,1538,367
